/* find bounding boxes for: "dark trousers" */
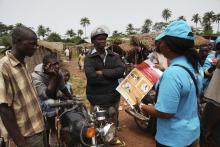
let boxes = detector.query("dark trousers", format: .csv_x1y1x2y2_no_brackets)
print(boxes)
25,131,46,147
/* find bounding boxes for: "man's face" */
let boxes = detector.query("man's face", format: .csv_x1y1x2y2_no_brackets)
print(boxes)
18,35,38,57
92,35,107,50
199,47,209,59
44,58,60,74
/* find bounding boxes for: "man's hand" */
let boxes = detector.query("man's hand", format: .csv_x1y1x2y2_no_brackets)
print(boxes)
96,70,103,75
44,63,59,76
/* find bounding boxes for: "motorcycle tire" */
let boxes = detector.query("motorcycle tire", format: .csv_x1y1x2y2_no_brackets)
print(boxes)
134,117,149,131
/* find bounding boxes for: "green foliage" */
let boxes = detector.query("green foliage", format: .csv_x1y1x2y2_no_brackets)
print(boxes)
202,11,215,35
126,23,136,35
141,19,153,33
47,32,61,42
66,29,76,38
77,29,83,37
63,36,86,45
15,23,26,28
162,9,172,22
109,30,125,45
37,25,51,39
178,16,186,21
80,17,90,38
152,22,168,32
0,35,11,47
214,13,220,33
191,13,201,33
0,22,13,47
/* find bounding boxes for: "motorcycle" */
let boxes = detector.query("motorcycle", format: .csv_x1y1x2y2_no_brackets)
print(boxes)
48,98,116,147
125,90,157,136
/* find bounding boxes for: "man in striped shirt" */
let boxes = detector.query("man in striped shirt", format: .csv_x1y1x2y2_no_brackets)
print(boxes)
0,26,45,147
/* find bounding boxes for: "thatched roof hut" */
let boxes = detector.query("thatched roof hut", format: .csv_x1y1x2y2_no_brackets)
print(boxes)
119,43,133,52
195,35,208,46
130,33,157,49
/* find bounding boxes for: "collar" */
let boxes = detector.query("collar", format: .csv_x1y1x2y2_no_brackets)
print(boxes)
6,50,21,67
89,48,115,57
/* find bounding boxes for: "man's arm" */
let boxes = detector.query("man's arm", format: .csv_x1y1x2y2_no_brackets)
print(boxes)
0,104,30,147
46,75,59,98
102,55,125,79
84,56,112,85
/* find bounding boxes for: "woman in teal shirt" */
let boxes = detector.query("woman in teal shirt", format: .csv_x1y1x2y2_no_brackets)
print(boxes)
141,20,203,147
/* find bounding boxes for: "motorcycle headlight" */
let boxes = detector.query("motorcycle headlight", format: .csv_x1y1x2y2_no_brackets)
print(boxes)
102,123,116,143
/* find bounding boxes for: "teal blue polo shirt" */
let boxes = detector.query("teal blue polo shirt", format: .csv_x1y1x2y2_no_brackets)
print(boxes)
203,53,220,88
155,56,203,146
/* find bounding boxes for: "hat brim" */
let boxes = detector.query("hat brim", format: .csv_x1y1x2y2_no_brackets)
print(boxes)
155,32,165,41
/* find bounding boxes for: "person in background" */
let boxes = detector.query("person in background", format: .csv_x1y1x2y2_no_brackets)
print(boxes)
78,50,85,71
203,36,220,88
140,20,203,147
200,60,220,147
84,25,125,144
61,68,73,95
64,48,70,61
148,40,168,71
198,44,210,66
32,53,72,147
69,48,72,61
0,26,45,147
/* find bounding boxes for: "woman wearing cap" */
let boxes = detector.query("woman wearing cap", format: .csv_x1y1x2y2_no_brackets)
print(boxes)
84,26,125,130
203,36,220,88
140,20,203,147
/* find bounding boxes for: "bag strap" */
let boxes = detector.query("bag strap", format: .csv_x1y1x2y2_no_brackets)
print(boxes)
173,64,199,96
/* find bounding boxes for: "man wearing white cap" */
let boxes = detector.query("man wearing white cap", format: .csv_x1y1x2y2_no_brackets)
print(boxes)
84,26,125,130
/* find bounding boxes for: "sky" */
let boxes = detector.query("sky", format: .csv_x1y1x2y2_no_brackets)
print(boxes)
0,0,220,38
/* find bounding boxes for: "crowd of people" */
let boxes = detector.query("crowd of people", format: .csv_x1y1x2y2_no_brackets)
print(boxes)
0,20,220,147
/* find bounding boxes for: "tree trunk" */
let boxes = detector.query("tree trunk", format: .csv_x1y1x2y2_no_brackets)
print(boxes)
218,22,220,33
84,26,87,39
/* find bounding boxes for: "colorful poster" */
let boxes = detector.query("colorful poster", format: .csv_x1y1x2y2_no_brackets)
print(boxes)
116,60,163,108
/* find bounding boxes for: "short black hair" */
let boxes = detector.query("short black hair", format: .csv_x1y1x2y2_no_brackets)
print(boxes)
162,36,201,72
43,53,58,65
12,26,36,44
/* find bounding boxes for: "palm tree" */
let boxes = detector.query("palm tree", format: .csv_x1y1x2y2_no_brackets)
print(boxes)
80,17,90,38
162,9,172,23
191,13,201,33
141,19,153,33
37,25,46,39
15,23,25,28
202,11,215,34
126,23,135,35
214,13,220,33
66,29,76,38
77,29,83,37
45,27,51,37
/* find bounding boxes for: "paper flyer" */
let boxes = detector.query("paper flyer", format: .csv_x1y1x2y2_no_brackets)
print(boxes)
116,60,163,108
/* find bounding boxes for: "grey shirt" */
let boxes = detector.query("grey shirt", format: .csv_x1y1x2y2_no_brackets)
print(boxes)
31,63,66,100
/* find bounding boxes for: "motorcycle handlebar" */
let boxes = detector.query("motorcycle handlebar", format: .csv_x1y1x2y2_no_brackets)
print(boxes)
48,97,84,108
